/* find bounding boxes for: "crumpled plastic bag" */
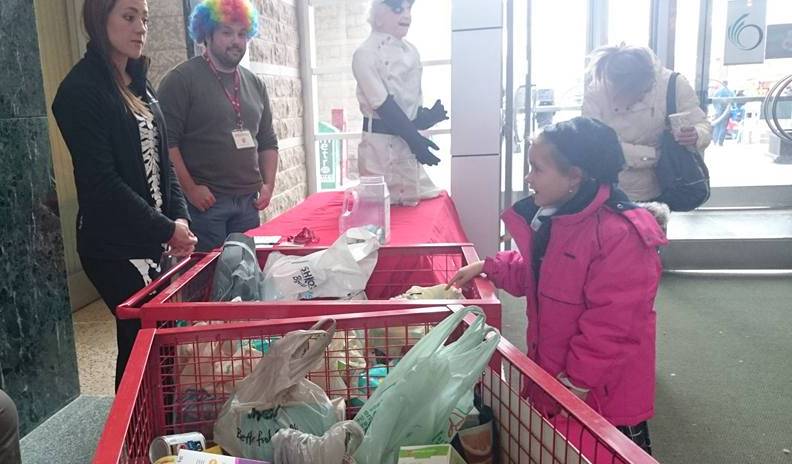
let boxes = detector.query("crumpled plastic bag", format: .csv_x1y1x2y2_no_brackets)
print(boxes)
365,326,429,360
176,324,264,396
260,228,380,300
272,420,365,464
308,330,367,399
390,284,463,300
211,233,262,301
213,319,340,461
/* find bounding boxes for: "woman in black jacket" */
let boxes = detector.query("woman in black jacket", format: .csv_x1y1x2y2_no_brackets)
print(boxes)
53,0,197,389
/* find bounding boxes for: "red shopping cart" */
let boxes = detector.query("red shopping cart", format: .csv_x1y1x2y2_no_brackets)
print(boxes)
116,243,501,329
95,306,655,464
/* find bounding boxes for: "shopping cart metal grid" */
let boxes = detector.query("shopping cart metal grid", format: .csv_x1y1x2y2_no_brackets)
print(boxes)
95,306,655,464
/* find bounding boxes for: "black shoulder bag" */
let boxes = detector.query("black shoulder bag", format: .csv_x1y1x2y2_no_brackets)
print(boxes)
654,72,711,211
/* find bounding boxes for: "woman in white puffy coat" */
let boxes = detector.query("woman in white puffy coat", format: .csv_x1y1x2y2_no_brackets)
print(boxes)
582,44,712,202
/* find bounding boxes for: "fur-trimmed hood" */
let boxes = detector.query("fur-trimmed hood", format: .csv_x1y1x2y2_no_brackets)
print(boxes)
636,201,671,233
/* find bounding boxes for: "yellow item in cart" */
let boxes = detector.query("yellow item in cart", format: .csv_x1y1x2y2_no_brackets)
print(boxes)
204,445,224,454
153,456,177,464
391,284,463,300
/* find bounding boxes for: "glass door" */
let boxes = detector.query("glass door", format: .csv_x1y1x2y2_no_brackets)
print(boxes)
672,0,792,200
504,0,589,206
699,0,792,190
504,0,653,205
505,0,792,208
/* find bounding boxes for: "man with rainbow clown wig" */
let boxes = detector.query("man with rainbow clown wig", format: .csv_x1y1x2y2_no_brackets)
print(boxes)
353,0,448,206
159,0,280,251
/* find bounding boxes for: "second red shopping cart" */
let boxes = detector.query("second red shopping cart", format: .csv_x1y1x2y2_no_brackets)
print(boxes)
117,243,501,329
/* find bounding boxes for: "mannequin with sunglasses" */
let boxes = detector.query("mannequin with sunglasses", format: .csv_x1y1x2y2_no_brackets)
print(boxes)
352,0,447,206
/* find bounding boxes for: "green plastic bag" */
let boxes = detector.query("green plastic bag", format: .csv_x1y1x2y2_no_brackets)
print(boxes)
354,306,501,464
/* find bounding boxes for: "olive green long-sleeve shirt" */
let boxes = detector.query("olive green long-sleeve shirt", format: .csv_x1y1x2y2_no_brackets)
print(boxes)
158,56,279,195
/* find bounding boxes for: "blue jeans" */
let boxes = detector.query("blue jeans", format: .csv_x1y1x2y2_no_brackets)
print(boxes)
713,118,729,145
188,192,261,252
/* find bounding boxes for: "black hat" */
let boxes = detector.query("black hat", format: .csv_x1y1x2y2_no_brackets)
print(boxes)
539,117,625,184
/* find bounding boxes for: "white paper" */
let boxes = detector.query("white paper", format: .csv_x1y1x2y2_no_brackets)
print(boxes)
668,112,692,136
253,236,281,245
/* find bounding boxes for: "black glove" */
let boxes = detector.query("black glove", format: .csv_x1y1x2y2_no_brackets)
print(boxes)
413,99,449,130
376,95,441,166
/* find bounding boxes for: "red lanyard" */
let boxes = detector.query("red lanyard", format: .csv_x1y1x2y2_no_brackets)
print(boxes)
204,54,244,128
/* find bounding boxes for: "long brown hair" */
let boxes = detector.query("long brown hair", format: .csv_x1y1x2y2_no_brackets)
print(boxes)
83,0,151,117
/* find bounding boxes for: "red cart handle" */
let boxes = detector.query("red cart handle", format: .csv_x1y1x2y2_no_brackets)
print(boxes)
115,253,207,320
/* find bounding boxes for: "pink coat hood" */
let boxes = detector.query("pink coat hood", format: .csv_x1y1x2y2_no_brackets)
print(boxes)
483,184,668,425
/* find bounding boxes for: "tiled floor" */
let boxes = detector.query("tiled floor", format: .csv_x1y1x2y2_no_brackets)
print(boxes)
72,300,116,396
20,396,113,464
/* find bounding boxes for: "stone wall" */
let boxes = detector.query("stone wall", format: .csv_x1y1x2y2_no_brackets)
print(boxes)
314,0,371,183
250,0,307,221
261,74,305,220
147,0,190,87
1,0,79,434
315,0,369,125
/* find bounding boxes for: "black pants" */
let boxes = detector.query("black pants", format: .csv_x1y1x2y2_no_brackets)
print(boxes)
617,421,652,455
81,256,160,391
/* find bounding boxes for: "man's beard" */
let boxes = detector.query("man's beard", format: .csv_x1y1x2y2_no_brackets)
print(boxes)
211,45,245,69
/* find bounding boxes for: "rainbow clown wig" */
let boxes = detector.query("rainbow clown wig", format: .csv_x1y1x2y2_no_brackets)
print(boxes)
189,0,260,44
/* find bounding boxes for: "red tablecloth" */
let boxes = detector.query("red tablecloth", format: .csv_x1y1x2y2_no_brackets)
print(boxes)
246,191,469,245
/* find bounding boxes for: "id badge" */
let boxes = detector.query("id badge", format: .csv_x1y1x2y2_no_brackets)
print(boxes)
232,129,255,149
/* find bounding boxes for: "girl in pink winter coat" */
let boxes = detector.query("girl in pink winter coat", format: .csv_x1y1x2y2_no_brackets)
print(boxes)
448,117,668,455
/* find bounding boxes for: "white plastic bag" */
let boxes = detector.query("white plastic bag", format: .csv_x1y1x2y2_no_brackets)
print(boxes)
353,306,501,464
176,327,264,396
173,325,264,436
272,420,365,464
213,319,341,461
308,330,367,398
365,326,429,359
260,228,380,300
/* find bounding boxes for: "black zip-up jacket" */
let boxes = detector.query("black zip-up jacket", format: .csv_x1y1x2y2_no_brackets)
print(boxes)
52,43,189,259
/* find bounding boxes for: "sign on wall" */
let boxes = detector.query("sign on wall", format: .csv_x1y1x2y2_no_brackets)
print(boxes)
724,0,767,65
765,24,792,59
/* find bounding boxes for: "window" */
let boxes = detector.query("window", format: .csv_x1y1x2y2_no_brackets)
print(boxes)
704,0,792,187
507,0,588,195
308,0,452,192
607,0,651,47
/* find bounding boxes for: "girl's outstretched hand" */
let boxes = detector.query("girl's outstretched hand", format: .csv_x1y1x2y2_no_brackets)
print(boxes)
446,260,485,290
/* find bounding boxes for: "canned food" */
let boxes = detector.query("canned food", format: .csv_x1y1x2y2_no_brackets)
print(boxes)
149,432,206,463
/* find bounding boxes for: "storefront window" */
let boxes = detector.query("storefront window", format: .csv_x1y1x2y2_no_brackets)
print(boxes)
704,0,792,187
312,0,451,191
507,0,588,195
608,0,651,47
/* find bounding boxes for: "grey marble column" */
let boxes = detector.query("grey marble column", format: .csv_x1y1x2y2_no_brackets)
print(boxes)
0,0,79,435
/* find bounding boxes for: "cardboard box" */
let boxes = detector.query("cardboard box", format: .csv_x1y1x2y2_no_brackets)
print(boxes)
176,449,271,464
398,444,467,464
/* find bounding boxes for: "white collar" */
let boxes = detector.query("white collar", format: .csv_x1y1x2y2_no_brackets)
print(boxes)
530,207,558,231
